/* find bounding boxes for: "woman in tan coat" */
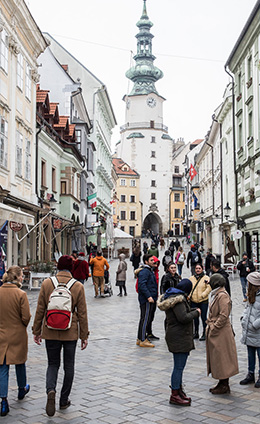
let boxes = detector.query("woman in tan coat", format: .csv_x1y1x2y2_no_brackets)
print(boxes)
206,274,239,394
0,266,31,416
189,264,211,341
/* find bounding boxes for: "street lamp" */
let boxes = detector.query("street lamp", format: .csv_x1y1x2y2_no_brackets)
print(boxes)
223,202,246,228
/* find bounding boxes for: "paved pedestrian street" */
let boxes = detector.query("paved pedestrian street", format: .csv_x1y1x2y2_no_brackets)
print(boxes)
5,250,260,423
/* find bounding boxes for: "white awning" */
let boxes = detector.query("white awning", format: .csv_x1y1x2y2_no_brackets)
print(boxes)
0,203,35,225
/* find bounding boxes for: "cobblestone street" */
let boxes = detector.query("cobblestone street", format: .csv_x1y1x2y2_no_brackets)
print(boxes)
5,246,260,423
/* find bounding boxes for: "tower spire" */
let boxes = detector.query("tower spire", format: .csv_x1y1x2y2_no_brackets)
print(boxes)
125,0,163,96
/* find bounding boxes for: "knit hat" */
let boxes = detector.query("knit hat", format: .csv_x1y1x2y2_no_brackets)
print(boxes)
209,273,226,289
57,255,73,271
177,278,192,295
191,244,195,248
242,251,248,257
247,272,260,286
78,252,85,257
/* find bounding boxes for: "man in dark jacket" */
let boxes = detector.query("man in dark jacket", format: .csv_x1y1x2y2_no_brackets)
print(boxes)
237,252,255,301
136,254,158,348
205,250,215,276
186,245,202,275
211,259,231,296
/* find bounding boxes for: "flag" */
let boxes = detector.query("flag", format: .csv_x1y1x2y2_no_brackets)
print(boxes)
192,192,198,208
110,199,116,204
87,192,97,209
189,164,197,181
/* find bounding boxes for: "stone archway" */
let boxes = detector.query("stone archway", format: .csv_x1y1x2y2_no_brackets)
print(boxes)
143,212,163,235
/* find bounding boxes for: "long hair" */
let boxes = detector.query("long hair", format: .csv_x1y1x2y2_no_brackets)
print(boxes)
247,283,260,304
2,266,22,284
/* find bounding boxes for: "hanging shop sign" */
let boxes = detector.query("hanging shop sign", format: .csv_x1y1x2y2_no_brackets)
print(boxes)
9,221,24,232
233,229,242,239
53,218,63,231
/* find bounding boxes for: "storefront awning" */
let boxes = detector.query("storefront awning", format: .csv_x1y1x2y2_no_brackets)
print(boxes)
0,203,35,225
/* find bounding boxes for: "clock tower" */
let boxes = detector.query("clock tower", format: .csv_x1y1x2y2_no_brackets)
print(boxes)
116,0,173,236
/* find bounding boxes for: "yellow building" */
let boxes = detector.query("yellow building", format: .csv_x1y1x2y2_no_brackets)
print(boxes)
112,158,141,237
170,174,185,236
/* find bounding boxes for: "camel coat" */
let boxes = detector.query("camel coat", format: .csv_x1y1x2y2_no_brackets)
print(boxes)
0,283,31,365
206,287,239,379
32,271,89,341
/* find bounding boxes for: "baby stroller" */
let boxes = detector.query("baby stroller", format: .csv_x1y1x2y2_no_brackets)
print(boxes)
104,270,113,296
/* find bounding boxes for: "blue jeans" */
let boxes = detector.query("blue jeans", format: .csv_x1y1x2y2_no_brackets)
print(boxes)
247,346,260,375
240,276,247,299
177,264,183,276
190,301,208,333
171,352,189,390
0,357,26,398
45,340,77,403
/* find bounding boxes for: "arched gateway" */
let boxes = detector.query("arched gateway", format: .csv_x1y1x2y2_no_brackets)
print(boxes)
143,213,163,235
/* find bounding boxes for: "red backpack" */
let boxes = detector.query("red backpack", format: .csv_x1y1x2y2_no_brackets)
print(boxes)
46,276,76,330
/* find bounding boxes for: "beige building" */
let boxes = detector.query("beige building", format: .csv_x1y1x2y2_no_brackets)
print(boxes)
0,0,47,266
112,158,141,237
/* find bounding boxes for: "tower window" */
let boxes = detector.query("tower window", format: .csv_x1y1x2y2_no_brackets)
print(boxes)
174,166,179,173
151,164,156,171
151,180,156,187
150,121,155,128
151,151,156,158
151,193,156,200
151,136,156,143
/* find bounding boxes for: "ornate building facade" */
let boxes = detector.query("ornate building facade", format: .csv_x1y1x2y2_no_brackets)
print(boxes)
115,0,173,235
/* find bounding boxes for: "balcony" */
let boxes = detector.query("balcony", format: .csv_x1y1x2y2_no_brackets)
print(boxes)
120,122,168,133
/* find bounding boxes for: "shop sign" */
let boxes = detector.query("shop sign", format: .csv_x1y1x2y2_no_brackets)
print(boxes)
53,218,63,231
9,221,24,232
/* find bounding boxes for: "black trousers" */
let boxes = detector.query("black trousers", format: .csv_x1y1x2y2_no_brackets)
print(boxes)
45,340,77,403
137,302,155,341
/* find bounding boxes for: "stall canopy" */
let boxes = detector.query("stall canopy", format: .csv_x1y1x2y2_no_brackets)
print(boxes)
0,203,35,225
114,228,133,239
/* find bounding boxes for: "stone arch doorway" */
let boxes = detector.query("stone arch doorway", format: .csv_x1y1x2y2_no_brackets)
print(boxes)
143,212,163,235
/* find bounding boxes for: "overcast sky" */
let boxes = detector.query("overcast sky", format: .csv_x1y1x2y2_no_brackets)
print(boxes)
27,0,257,148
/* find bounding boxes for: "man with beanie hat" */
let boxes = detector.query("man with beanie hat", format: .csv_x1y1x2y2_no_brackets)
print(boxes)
32,255,89,417
237,252,255,301
186,245,202,276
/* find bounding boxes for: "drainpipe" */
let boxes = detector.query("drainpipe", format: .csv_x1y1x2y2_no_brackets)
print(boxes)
219,123,224,224
205,138,214,216
35,124,44,261
224,66,238,227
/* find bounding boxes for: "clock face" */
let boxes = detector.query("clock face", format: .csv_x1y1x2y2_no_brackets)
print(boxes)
147,97,156,108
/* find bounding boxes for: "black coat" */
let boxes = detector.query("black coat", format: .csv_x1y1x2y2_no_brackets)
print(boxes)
157,293,199,353
160,272,181,294
237,259,255,277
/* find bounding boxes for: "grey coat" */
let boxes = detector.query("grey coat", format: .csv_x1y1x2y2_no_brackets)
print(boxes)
116,254,127,281
241,291,260,347
157,293,199,353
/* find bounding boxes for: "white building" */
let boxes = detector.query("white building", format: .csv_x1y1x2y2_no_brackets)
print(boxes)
115,0,174,235
0,0,47,267
43,33,117,224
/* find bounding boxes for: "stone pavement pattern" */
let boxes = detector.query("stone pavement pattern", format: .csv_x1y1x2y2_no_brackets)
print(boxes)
4,243,260,423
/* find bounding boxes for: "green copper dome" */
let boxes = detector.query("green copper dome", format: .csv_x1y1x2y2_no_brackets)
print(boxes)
126,0,163,96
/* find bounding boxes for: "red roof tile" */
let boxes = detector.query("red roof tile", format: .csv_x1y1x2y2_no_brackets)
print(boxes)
191,139,204,145
54,116,69,129
36,89,49,103
112,158,139,177
49,103,59,115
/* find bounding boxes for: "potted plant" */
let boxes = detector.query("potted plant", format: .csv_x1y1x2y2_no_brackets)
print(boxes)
249,188,255,201
28,261,56,289
238,196,245,206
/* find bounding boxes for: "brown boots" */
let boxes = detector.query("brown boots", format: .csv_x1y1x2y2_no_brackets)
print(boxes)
169,387,191,406
210,379,230,394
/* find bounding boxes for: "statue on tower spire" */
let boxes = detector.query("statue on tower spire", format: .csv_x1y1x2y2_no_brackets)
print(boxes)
125,0,163,96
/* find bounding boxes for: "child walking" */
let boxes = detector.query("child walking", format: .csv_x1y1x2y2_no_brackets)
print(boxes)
116,254,127,296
